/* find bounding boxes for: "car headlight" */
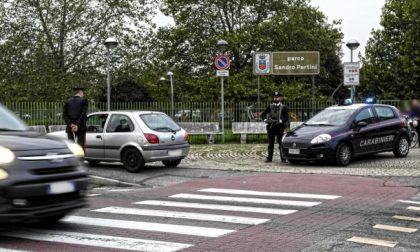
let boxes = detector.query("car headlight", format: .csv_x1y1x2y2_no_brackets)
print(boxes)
66,142,85,158
0,168,8,180
310,134,332,144
0,145,15,164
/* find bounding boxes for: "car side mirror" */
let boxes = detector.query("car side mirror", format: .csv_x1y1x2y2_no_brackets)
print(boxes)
354,121,368,131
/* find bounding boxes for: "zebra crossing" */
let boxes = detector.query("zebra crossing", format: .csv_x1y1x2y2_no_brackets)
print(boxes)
0,188,341,252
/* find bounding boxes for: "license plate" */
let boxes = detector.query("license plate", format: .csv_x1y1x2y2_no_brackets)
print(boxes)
168,149,183,157
288,148,300,155
48,181,75,194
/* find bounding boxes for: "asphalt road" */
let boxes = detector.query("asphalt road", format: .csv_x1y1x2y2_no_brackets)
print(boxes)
1,148,420,252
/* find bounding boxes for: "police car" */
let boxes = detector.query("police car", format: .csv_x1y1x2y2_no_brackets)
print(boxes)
282,103,410,166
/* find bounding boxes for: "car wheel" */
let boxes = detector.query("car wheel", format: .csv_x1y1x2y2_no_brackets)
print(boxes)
37,213,66,226
394,135,410,158
287,159,300,165
122,148,145,173
162,159,182,168
410,131,418,148
335,142,352,166
87,160,100,166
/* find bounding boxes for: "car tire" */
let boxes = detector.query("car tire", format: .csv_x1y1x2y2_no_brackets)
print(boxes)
287,159,300,165
122,148,145,173
335,142,352,166
37,213,66,226
87,160,100,166
162,159,182,168
410,131,418,148
393,135,410,158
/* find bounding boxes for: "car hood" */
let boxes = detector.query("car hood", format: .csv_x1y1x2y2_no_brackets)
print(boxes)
285,125,342,140
0,132,67,151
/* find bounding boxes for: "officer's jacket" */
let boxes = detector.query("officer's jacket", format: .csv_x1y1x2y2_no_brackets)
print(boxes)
260,103,289,125
63,96,88,133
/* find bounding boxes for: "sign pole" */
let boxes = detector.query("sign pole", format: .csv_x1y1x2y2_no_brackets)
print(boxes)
311,75,315,105
221,76,225,143
350,48,356,103
257,76,261,111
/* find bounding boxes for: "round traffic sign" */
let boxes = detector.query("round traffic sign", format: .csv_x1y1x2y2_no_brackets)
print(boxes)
214,55,230,70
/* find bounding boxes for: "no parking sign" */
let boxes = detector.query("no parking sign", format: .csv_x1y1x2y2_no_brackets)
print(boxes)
214,55,230,70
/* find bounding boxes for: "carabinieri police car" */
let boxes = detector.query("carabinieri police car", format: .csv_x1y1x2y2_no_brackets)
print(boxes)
282,103,410,166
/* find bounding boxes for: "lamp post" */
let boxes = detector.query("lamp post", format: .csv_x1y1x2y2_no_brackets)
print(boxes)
217,39,229,143
346,39,360,103
104,37,118,111
167,71,174,118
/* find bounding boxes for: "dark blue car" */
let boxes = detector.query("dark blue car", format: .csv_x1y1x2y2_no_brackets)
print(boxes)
282,104,410,166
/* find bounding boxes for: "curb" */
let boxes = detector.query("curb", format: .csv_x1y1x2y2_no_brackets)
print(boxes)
89,175,140,187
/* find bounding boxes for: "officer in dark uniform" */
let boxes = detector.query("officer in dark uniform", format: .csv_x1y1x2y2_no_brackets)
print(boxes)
63,87,89,150
261,92,289,163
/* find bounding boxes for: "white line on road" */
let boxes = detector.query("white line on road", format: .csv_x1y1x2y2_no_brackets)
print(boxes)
393,215,420,222
0,229,191,252
87,194,101,197
134,200,297,215
398,200,420,205
93,207,270,225
347,236,398,248
198,188,341,200
373,224,418,233
63,216,235,237
0,249,31,252
169,194,320,207
407,206,420,211
108,189,136,192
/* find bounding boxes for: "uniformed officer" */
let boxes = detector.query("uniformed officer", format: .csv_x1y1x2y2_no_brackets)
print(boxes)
63,87,88,150
261,92,289,163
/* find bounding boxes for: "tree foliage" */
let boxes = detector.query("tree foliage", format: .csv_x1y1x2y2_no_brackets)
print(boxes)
144,0,343,102
361,0,420,99
0,0,155,102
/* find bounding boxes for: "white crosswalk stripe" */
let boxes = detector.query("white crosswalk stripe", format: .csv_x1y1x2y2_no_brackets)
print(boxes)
1,229,192,252
0,188,340,251
169,193,321,207
63,216,235,237
93,206,270,225
199,188,341,200
134,200,298,215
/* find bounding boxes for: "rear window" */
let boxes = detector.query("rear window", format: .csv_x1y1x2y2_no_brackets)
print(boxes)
140,114,180,132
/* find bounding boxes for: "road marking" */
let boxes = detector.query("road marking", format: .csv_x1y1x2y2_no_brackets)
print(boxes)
108,189,136,192
63,216,235,237
0,229,192,252
398,200,420,205
393,215,420,222
373,224,417,233
199,188,341,200
407,206,420,211
347,236,398,248
169,194,320,207
87,194,101,197
134,200,298,215
0,249,30,252
93,206,270,225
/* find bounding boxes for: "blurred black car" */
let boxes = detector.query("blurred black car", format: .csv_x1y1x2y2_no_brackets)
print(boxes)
0,104,88,224
282,103,410,166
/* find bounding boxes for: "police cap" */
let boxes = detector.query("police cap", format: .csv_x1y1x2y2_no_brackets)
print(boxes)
73,86,85,91
273,91,283,97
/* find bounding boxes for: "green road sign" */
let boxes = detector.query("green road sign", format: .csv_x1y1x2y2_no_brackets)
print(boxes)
272,51,320,75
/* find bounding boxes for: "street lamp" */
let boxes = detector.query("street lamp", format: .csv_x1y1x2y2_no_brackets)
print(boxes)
346,39,360,103
104,37,119,111
167,71,174,118
217,39,229,143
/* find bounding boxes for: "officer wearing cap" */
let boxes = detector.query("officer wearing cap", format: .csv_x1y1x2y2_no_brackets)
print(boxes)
261,92,289,163
63,87,89,150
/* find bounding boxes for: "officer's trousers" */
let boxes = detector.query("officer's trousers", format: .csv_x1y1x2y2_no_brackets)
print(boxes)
266,124,285,161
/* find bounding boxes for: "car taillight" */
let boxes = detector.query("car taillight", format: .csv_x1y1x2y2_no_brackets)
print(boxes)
184,131,189,142
144,133,159,144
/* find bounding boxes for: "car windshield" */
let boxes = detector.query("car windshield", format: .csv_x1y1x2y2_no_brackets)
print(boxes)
0,104,28,131
305,108,356,126
140,113,180,132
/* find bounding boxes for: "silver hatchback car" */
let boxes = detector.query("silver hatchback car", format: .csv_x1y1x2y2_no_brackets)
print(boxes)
58,111,190,172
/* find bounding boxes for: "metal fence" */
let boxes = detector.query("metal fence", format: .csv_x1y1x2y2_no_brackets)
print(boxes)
4,100,403,144
5,100,402,127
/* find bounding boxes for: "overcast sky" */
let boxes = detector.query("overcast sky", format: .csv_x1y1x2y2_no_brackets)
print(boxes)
153,0,386,61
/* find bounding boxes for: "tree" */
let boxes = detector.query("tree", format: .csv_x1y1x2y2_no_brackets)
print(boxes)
143,0,343,102
0,0,155,102
361,0,420,99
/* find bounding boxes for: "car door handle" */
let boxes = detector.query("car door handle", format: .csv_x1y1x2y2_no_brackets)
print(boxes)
96,135,102,139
